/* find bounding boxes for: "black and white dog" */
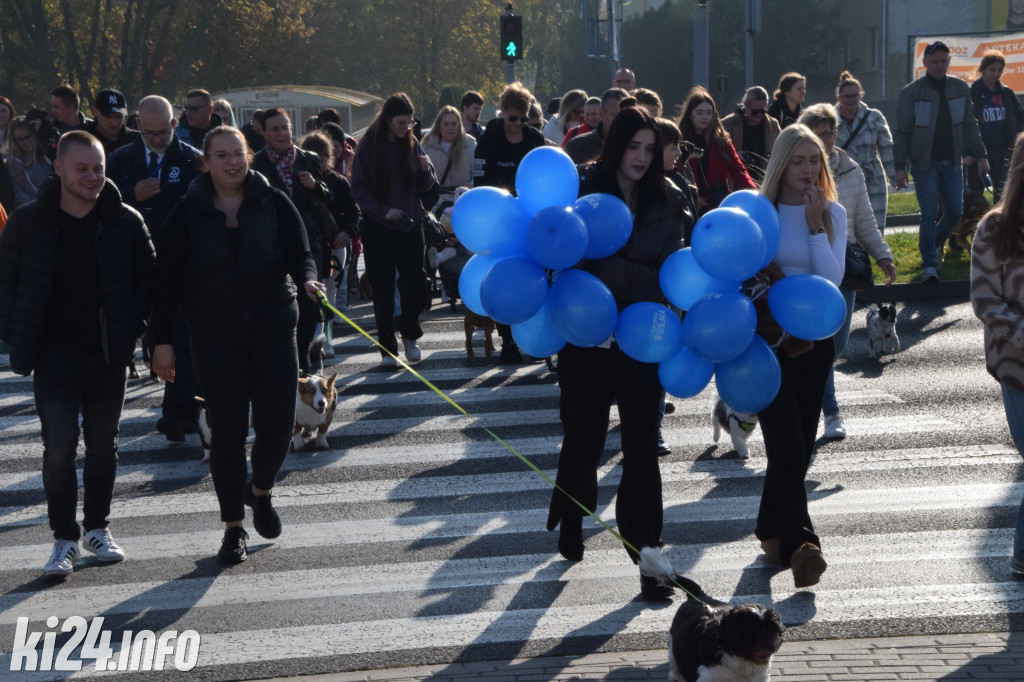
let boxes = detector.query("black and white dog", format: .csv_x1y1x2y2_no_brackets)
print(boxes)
866,302,899,359
711,397,758,459
639,548,785,682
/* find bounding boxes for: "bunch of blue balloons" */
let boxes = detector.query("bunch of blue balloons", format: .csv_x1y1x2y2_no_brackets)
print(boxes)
453,146,633,359
453,153,846,415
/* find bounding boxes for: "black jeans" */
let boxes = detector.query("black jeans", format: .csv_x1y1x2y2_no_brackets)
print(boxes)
162,309,199,425
296,292,320,374
548,344,664,562
34,344,128,541
188,301,299,523
755,336,835,566
361,219,426,356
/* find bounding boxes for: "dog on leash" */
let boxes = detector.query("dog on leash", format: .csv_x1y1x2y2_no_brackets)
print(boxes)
639,548,785,682
464,311,496,357
712,396,758,459
293,371,338,450
950,189,989,251
866,303,900,359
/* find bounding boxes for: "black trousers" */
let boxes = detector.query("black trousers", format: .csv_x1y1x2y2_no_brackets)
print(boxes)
755,336,835,566
361,219,426,356
162,309,199,424
296,292,320,374
188,301,299,523
548,344,664,562
34,344,128,541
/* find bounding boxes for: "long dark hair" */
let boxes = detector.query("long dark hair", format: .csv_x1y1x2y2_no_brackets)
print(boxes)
363,93,415,203
593,106,665,212
678,86,731,163
990,132,1024,261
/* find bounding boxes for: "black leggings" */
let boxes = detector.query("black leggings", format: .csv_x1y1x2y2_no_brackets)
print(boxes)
755,337,835,565
361,219,426,356
188,302,299,523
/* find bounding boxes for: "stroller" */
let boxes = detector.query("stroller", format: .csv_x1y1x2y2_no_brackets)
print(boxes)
425,187,473,312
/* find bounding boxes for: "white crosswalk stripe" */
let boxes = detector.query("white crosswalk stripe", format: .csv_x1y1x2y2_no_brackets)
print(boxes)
0,301,1020,681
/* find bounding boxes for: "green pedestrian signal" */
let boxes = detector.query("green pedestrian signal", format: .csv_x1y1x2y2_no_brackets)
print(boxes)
500,15,523,62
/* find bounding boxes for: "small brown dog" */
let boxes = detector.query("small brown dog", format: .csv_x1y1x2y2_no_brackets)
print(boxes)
950,189,990,250
464,311,496,357
294,372,338,450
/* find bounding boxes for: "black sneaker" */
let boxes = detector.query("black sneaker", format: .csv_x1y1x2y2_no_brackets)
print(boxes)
245,485,282,539
156,417,185,443
499,342,523,364
640,574,674,601
217,526,248,564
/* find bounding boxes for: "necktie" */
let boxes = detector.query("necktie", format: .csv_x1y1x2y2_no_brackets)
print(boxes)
147,151,159,177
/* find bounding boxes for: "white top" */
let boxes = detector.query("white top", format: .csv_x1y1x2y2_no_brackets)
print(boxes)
773,202,847,286
542,115,567,145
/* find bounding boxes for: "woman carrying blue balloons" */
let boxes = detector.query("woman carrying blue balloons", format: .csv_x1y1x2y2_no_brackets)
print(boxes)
546,104,689,600
755,124,847,589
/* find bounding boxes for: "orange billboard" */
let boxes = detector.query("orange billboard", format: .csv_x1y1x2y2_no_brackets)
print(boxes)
913,33,1024,91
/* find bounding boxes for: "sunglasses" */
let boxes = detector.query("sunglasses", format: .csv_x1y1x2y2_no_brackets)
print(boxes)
747,108,767,117
505,114,526,123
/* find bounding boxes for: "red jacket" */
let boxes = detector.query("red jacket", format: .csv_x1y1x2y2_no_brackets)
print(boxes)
685,137,756,213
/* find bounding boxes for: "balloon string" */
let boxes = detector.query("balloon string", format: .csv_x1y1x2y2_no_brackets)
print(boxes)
315,291,701,601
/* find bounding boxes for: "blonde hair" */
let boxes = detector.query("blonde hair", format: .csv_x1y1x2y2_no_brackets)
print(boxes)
422,105,468,174
759,124,838,244
556,89,588,135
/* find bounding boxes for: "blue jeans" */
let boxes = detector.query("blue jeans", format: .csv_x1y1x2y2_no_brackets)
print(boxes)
822,287,856,417
914,160,964,270
999,382,1024,560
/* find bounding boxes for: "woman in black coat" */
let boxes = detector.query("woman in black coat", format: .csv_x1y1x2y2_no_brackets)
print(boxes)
152,127,325,564
546,107,687,600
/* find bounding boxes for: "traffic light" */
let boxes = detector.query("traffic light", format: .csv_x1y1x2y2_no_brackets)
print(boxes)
500,15,523,62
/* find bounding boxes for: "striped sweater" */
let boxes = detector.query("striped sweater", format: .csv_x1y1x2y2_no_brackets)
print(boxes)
971,213,1024,391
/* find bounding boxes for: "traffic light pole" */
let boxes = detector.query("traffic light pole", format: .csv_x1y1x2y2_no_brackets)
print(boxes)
501,3,521,83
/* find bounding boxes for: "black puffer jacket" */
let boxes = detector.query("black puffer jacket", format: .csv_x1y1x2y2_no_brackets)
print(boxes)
0,178,155,375
576,169,687,309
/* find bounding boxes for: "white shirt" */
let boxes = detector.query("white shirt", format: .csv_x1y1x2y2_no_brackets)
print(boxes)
773,202,847,286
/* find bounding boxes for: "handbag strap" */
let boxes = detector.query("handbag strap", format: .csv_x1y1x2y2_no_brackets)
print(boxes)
440,159,453,186
840,113,869,151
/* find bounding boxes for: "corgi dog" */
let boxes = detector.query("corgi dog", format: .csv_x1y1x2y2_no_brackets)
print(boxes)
294,372,338,450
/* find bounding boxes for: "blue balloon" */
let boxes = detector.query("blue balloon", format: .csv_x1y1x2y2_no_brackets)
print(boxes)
614,302,685,363
715,335,782,414
451,187,528,257
766,274,847,341
526,206,589,271
547,269,618,347
681,292,757,363
480,257,549,325
574,193,633,259
659,248,741,311
515,147,580,215
691,207,767,282
512,301,567,357
658,346,715,399
459,254,500,316
719,190,781,269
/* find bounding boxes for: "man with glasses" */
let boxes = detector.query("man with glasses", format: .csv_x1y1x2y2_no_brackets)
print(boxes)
893,40,988,282
174,89,223,151
108,95,203,443
86,88,140,156
721,86,781,183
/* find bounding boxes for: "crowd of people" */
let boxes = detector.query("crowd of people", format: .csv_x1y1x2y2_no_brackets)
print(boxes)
1,43,1023,591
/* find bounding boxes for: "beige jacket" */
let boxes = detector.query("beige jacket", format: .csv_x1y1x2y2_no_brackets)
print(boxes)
829,148,892,264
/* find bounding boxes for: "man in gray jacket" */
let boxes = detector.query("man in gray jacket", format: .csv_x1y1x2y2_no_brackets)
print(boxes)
893,41,989,282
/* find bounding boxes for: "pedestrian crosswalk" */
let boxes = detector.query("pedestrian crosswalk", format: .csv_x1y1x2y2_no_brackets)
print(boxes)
0,300,1021,680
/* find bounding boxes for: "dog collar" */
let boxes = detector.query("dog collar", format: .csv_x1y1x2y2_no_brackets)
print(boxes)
730,414,757,432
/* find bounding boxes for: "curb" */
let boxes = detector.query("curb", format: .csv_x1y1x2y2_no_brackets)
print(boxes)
857,278,969,303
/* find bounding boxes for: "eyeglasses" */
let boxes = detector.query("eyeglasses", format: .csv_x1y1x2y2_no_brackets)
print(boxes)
572,108,584,117
141,129,173,139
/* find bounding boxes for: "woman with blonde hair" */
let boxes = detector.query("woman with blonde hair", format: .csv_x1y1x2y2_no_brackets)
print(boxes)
542,89,587,145
421,105,476,189
972,131,1024,576
678,86,755,214
754,123,846,589
768,72,807,129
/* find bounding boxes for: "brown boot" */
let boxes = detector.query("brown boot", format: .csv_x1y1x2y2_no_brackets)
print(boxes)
760,537,781,565
791,542,827,588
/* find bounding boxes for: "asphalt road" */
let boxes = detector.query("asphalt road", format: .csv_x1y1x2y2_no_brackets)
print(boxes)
0,293,1022,681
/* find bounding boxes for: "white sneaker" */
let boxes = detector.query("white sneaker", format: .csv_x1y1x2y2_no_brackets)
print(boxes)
322,342,335,359
403,338,422,363
823,414,847,439
921,266,939,283
43,540,80,577
83,528,125,563
380,354,398,369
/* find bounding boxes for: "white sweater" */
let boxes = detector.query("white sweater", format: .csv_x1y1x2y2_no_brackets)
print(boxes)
773,202,847,286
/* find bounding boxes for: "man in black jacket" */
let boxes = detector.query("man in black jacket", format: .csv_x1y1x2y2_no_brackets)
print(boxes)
0,131,155,578
85,88,141,157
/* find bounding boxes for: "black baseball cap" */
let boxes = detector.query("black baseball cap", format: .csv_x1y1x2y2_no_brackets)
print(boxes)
924,41,950,56
96,88,128,116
